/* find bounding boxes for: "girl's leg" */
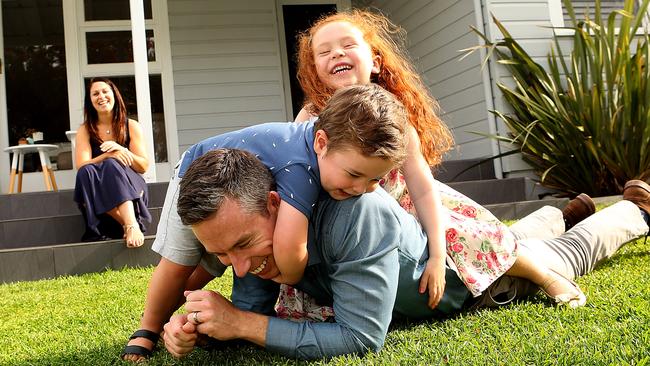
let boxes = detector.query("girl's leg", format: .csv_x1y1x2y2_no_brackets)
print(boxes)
505,247,585,308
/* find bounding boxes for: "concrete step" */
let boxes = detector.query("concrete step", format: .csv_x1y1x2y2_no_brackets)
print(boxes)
0,181,168,249
446,177,554,205
0,178,540,249
0,207,161,250
436,158,496,183
0,182,169,220
485,197,568,221
0,236,160,284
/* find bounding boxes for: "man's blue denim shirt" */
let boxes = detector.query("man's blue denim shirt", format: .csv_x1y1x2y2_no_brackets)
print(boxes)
231,189,471,359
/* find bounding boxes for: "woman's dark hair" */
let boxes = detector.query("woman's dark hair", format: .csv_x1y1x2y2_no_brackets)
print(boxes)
83,77,128,145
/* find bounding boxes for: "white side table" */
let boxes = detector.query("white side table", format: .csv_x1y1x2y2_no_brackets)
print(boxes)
4,144,59,193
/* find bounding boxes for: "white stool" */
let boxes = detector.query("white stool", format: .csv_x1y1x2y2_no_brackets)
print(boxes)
4,144,59,193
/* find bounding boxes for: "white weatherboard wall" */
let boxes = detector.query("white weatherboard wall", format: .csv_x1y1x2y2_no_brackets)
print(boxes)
355,0,495,161
167,0,287,154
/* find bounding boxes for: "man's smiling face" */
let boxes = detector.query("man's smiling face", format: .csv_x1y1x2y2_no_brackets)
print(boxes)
191,194,281,280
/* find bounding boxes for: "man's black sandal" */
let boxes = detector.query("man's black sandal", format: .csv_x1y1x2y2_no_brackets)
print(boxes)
120,329,160,360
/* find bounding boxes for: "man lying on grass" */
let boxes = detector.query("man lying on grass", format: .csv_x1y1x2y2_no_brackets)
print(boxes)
163,148,650,360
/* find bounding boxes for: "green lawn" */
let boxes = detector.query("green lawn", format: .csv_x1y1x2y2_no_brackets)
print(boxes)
1,237,649,365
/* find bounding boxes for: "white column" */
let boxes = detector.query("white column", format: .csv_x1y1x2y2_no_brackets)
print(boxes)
473,0,503,178
130,0,157,182
62,0,82,133
0,4,9,193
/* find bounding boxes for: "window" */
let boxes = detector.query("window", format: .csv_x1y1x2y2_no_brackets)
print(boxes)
2,0,70,172
84,0,152,21
86,30,155,64
562,1,643,26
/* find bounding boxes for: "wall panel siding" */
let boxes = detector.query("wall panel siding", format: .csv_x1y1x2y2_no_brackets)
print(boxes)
168,0,286,153
357,0,492,161
417,32,481,77
443,101,492,130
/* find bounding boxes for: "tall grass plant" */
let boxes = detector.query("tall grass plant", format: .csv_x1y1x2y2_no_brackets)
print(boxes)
467,0,650,195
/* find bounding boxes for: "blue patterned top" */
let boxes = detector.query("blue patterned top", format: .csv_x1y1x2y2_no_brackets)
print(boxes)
178,121,320,218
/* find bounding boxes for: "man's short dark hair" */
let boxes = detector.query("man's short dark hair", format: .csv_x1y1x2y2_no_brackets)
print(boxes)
177,148,276,226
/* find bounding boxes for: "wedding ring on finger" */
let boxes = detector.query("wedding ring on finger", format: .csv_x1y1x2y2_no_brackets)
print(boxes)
192,311,201,324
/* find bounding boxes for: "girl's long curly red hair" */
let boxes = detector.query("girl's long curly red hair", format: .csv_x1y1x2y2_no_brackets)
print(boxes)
296,9,454,166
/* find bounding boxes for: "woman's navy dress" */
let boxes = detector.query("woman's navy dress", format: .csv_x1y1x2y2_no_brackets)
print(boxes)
74,122,151,241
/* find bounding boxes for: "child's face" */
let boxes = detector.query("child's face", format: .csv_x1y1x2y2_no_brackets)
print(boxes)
314,130,394,200
311,21,381,91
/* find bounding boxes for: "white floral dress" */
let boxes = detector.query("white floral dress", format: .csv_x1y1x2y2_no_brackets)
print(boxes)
380,169,517,296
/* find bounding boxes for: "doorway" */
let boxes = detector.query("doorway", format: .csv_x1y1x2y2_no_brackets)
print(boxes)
276,1,349,120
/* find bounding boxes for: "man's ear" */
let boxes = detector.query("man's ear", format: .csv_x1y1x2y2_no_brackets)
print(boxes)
371,54,381,74
267,191,281,211
313,129,329,155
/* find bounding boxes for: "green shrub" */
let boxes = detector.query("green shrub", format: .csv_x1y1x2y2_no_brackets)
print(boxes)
468,0,650,196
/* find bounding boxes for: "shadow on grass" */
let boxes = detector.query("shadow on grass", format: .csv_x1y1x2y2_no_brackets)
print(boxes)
12,341,305,366
387,293,548,333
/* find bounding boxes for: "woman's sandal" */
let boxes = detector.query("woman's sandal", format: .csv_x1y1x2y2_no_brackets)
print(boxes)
120,329,159,361
123,224,144,248
540,270,587,309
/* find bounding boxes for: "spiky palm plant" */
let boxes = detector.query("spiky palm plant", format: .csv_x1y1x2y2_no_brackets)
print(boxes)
468,0,650,196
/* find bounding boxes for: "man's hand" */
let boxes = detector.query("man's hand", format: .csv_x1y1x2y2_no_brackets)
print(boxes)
184,290,268,347
419,260,446,309
184,290,244,341
163,313,198,358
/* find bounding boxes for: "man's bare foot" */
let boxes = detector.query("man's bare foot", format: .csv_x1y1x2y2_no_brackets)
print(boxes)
540,270,586,308
124,224,144,248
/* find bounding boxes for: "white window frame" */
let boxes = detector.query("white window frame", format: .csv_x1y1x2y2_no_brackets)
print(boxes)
79,21,161,76
549,0,650,34
0,4,8,193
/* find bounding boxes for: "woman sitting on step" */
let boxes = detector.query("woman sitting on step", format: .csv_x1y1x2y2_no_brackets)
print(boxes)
73,77,151,247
